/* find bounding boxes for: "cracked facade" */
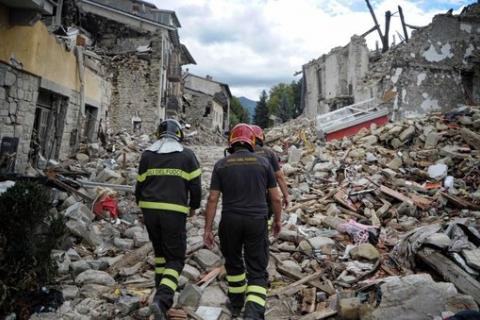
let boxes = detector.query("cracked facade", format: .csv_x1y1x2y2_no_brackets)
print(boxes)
183,73,231,132
302,3,480,119
0,0,196,173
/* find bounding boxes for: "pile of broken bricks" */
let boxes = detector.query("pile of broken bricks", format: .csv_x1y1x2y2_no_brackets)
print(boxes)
260,106,480,319
9,106,480,320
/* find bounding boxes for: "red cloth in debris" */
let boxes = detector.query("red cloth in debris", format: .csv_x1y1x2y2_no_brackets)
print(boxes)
93,196,119,218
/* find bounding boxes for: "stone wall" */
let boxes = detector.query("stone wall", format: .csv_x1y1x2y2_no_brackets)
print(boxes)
302,36,369,117
356,7,480,117
211,100,224,131
108,54,163,134
183,90,225,132
184,75,224,97
184,88,218,130
0,63,40,172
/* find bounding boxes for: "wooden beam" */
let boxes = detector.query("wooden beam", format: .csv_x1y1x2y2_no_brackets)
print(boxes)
383,10,391,52
301,287,317,314
405,23,422,30
270,269,334,296
460,127,480,150
379,185,415,206
417,248,480,305
398,6,409,42
365,0,385,49
299,308,337,320
360,25,378,38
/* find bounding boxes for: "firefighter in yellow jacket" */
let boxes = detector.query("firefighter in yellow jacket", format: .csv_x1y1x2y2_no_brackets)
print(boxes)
136,119,201,320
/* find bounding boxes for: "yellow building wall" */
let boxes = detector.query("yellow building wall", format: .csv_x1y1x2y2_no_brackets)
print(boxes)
0,4,104,102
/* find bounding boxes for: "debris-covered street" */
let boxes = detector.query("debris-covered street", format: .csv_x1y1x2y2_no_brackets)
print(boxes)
1,0,480,319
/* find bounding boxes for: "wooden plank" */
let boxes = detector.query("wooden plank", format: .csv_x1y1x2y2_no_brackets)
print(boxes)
409,193,433,210
298,309,337,320
301,287,317,314
379,185,415,206
273,268,334,296
417,248,480,305
441,192,480,210
270,270,324,297
334,189,358,212
460,127,480,150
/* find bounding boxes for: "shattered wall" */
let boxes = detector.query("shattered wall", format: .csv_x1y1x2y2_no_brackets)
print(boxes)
184,88,216,129
0,4,110,172
357,6,480,117
184,74,231,130
304,4,480,119
108,52,163,134
303,36,369,117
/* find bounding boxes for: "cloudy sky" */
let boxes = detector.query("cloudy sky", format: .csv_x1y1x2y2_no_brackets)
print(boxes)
148,0,470,100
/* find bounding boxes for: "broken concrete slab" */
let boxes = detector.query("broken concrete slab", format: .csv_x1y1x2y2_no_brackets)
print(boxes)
462,249,480,270
194,249,222,270
368,274,471,320
75,270,115,286
64,202,95,224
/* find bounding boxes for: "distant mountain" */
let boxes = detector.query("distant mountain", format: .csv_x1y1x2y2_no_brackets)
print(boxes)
238,96,257,121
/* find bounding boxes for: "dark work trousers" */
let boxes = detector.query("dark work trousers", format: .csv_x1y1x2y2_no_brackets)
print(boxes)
219,212,269,320
143,209,186,313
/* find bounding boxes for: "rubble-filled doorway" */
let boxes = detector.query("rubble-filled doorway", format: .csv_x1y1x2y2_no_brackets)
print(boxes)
84,105,98,143
462,70,480,105
29,89,67,166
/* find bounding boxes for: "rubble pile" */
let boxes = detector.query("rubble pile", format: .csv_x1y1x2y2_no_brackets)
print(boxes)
3,135,231,319
182,124,227,146
4,107,480,319
260,106,480,319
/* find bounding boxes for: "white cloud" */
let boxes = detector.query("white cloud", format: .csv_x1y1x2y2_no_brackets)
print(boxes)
148,0,467,100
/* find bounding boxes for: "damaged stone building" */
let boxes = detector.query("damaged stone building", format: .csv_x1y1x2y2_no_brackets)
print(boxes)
183,73,231,132
0,0,194,173
303,36,370,117
74,0,196,132
302,3,480,119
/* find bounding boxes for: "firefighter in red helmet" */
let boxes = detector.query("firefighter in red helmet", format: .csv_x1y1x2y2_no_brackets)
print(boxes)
250,125,289,211
204,123,282,319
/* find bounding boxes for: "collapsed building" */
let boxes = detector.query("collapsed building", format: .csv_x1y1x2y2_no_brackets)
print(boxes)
302,2,480,119
183,73,232,132
0,0,196,173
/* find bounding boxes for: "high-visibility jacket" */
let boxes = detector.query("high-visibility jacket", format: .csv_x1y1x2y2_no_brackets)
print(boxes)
135,147,201,214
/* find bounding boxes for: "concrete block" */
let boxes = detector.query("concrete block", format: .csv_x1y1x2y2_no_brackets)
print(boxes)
193,249,221,269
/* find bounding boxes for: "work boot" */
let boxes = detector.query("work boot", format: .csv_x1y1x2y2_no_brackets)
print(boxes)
149,301,167,320
227,303,242,318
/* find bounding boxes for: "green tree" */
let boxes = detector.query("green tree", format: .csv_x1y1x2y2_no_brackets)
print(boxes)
254,90,269,128
230,97,250,126
277,93,293,122
291,79,303,118
267,83,295,122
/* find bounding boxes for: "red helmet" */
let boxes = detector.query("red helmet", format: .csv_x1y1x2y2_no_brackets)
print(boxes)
250,125,265,142
229,123,256,149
